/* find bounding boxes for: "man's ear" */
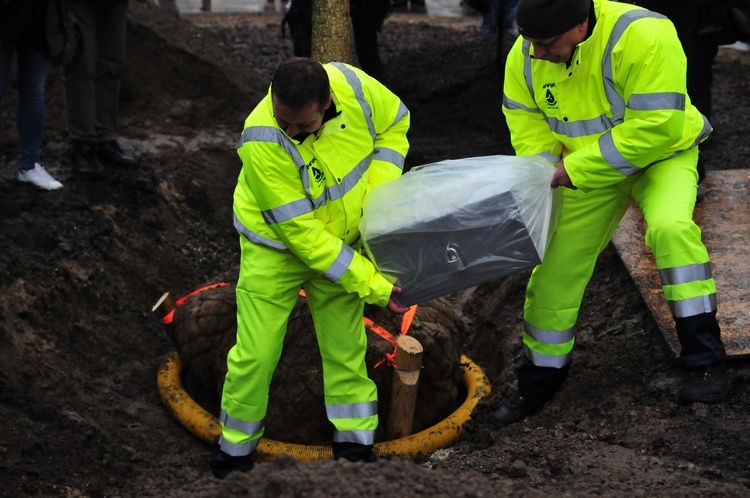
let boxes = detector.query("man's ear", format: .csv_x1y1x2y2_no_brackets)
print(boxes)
576,18,589,35
324,94,333,111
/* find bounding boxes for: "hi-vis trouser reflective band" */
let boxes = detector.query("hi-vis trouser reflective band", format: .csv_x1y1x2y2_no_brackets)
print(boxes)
521,149,718,369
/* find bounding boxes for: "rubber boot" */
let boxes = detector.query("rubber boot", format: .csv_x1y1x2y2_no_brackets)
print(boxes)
676,362,728,405
332,441,377,462
209,441,254,479
493,357,570,425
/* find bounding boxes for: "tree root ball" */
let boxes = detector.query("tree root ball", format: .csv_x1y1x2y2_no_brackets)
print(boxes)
170,282,465,445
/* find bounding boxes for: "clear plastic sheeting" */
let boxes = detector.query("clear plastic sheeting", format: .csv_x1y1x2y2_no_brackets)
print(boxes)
360,155,560,306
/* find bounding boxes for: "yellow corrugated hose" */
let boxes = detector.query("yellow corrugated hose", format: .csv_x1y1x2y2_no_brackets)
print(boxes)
157,351,491,462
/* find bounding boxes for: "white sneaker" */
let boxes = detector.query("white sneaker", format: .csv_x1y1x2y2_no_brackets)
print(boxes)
18,163,63,190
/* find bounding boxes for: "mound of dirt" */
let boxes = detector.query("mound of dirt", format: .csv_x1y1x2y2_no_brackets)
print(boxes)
1,1,749,497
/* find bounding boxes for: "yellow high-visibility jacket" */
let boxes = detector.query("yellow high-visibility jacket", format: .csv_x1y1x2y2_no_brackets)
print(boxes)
502,0,712,191
233,62,410,307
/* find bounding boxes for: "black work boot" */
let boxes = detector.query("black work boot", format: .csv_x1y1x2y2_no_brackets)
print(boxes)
97,140,140,168
493,357,569,425
332,441,377,462
68,141,107,178
676,362,729,405
492,393,545,426
209,441,254,479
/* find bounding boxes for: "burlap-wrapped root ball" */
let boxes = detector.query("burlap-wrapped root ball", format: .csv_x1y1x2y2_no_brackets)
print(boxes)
169,282,465,445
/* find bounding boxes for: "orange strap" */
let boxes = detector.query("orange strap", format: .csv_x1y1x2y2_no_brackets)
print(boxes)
163,283,417,368
162,282,232,325
401,305,417,335
372,303,418,369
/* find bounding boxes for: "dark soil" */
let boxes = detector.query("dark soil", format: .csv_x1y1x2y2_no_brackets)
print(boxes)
1,2,749,496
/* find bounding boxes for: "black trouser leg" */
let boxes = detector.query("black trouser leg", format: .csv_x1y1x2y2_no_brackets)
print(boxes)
674,310,726,368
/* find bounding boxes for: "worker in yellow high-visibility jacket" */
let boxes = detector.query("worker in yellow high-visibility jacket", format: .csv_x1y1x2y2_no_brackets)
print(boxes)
210,58,411,478
494,0,729,425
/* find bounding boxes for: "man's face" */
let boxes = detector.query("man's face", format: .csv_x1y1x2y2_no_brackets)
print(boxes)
526,19,589,64
272,94,331,138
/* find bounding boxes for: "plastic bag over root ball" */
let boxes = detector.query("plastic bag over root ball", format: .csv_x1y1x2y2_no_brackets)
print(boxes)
360,154,561,306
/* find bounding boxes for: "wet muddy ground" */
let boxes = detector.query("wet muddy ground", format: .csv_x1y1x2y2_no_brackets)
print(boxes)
1,2,749,496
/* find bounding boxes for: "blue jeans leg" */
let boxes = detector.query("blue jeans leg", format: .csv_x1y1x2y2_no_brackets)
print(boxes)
16,46,50,171
479,0,500,37
504,0,519,35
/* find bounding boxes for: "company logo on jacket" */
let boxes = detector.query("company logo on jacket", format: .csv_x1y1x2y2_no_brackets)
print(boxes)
542,82,558,109
307,157,324,184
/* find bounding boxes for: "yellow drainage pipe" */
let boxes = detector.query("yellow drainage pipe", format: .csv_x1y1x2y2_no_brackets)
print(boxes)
157,351,491,462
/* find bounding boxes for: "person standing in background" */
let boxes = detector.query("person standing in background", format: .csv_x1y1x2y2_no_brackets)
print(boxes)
479,0,520,38
1,0,64,190
64,0,139,178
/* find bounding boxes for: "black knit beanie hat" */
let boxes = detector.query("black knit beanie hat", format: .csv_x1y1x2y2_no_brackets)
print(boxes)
516,0,591,39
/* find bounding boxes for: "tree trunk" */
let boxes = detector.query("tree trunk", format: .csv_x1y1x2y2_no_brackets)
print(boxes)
311,0,351,64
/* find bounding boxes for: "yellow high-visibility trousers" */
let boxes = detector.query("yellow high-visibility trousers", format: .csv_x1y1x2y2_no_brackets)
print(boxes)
522,147,724,382
218,238,378,457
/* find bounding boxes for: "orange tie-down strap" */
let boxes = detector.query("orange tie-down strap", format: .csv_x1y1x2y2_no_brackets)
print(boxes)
161,283,418,368
161,281,232,326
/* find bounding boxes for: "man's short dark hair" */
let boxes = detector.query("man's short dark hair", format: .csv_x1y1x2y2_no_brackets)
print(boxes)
271,58,330,111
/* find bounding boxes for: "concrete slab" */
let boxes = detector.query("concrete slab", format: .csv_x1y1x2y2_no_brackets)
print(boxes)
612,169,750,358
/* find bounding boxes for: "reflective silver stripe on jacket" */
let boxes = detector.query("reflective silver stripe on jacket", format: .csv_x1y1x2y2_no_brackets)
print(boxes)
323,243,355,282
240,125,318,201
692,113,713,147
524,322,576,345
520,10,679,166
519,38,621,136
262,197,315,225
523,344,573,368
601,10,666,121
598,131,640,177
236,63,381,248
218,434,260,457
669,293,717,318
240,125,307,175
326,400,378,420
502,93,541,114
333,429,376,445
234,213,287,250
220,409,265,436
549,114,616,138
521,39,536,104
659,262,713,286
373,146,405,171
260,153,374,226
331,155,371,205
394,100,409,127
628,92,685,111
331,62,376,141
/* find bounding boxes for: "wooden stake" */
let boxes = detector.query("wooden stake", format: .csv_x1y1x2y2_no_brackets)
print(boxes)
152,292,177,342
152,292,176,316
386,335,423,440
